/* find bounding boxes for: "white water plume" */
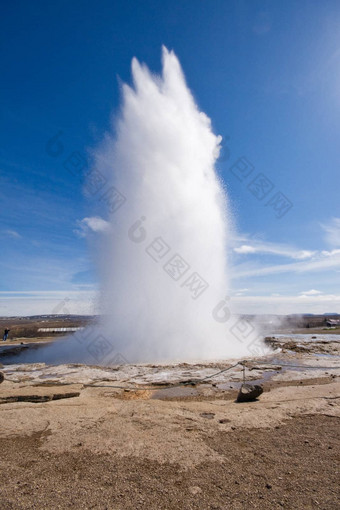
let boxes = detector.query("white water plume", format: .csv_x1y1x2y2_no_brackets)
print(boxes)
84,46,265,363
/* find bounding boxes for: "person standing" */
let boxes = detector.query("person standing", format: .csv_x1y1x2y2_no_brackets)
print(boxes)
3,328,10,342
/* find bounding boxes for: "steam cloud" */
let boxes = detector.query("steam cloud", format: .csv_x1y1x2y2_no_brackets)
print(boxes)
90,47,262,362
40,47,266,365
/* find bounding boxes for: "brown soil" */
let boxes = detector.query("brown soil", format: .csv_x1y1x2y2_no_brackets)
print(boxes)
0,414,338,510
290,328,340,335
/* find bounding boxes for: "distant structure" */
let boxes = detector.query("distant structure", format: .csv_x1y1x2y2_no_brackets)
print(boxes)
37,327,84,333
326,319,340,327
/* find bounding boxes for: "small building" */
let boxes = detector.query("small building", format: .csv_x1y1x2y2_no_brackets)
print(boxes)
326,319,340,327
37,327,84,333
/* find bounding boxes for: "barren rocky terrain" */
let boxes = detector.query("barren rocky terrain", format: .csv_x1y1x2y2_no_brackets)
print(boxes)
0,331,339,509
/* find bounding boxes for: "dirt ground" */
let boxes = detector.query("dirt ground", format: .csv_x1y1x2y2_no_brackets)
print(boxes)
0,413,338,510
0,368,339,509
0,330,339,509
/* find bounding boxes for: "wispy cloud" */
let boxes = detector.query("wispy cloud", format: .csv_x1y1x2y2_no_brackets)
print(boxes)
232,288,250,296
0,290,98,316
231,226,340,282
232,236,315,260
234,248,340,278
321,249,340,257
0,250,93,291
1,229,21,239
321,217,340,247
1,289,338,317
232,293,340,315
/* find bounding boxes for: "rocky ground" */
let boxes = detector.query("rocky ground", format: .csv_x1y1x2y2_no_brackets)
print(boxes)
0,334,339,509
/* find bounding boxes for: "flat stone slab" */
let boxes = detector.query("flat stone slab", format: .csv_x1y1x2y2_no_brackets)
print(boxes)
0,392,80,404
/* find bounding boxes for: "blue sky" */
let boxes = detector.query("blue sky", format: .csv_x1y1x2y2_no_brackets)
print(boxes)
1,0,339,315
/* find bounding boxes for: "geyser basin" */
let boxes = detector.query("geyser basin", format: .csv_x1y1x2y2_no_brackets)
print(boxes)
80,47,266,363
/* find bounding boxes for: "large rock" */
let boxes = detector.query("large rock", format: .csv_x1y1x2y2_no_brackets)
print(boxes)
236,383,263,402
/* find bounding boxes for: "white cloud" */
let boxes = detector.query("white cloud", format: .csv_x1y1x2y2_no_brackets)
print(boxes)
295,250,316,260
76,217,110,237
234,245,257,254
321,217,340,247
299,289,323,296
321,249,340,257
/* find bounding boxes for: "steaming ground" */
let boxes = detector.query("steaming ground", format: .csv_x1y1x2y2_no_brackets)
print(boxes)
83,47,265,363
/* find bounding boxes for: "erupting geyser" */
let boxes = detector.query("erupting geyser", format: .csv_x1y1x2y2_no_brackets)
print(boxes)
87,46,262,363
